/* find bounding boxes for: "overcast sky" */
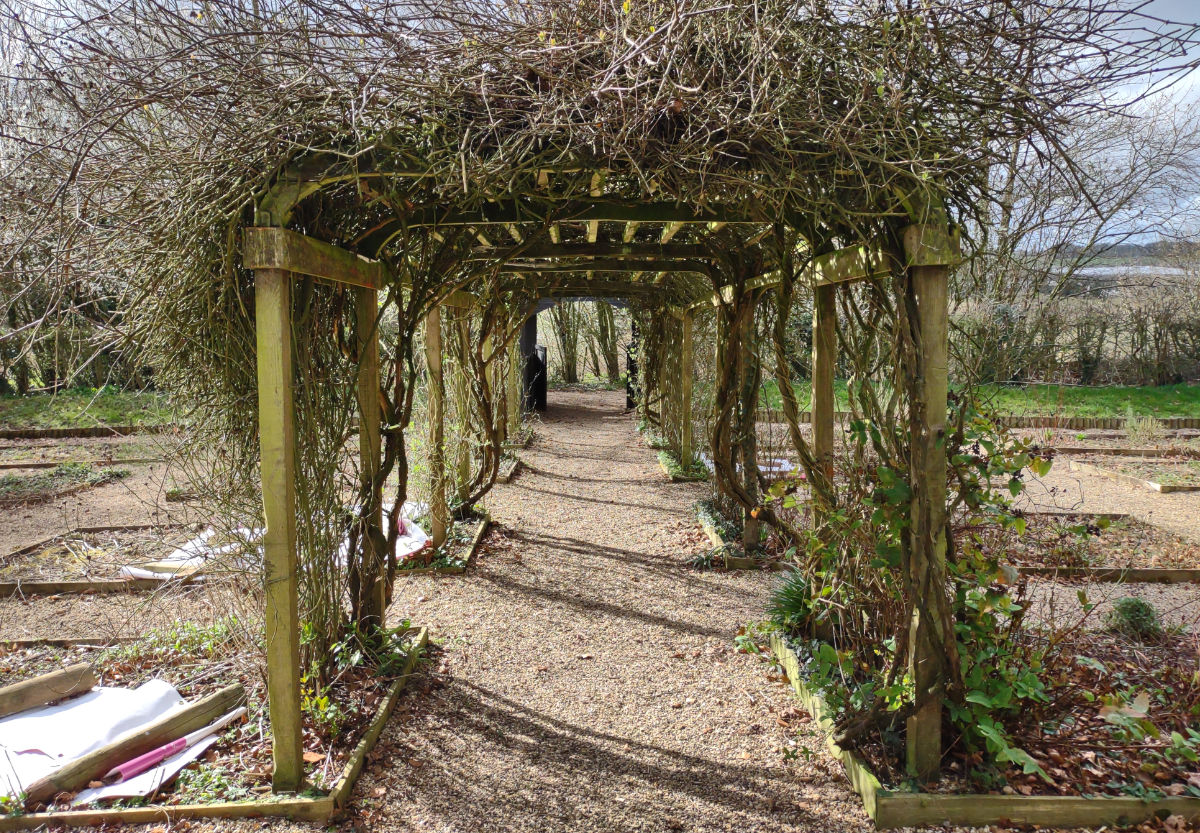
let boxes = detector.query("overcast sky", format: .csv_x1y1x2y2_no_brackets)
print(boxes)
1142,0,1200,100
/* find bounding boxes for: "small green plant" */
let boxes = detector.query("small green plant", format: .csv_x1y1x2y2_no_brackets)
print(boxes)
1105,596,1163,640
658,449,708,481
173,763,252,803
300,678,347,737
686,550,716,570
767,571,812,630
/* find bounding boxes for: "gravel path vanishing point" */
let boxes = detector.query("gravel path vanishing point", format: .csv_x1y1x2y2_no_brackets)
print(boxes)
345,389,870,833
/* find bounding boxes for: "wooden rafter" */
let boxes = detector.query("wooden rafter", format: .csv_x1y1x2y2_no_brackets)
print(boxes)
466,242,710,261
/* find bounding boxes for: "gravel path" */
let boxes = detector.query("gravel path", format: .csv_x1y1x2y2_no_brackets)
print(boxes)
347,390,867,833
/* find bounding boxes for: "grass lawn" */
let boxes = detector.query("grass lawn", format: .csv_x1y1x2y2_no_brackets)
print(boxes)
0,388,170,429
759,379,1200,419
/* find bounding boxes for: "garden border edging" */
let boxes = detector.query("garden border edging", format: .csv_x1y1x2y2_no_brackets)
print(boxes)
0,627,429,831
769,632,1200,829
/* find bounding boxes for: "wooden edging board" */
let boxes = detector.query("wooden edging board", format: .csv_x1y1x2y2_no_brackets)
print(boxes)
1068,460,1200,493
496,457,521,484
0,627,429,831
1052,446,1189,458
0,457,162,471
396,513,490,577
1015,565,1200,584
0,425,175,441
769,633,1200,829
0,523,196,597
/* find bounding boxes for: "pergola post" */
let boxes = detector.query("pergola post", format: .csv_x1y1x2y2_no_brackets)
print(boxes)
903,222,954,782
811,284,837,491
507,338,521,437
253,268,303,793
355,286,385,624
452,311,473,502
679,310,694,467
424,306,448,548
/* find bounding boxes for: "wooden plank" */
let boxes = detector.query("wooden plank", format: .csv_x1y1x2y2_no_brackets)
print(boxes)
501,258,713,275
0,664,95,720
680,312,694,467
0,577,203,597
0,796,332,831
466,242,710,260
24,684,245,805
425,307,448,549
811,284,836,487
770,634,885,822
244,228,382,290
1068,459,1200,493
329,628,428,811
906,244,950,781
356,286,385,623
1016,565,1200,583
810,244,900,287
877,792,1200,830
254,268,304,793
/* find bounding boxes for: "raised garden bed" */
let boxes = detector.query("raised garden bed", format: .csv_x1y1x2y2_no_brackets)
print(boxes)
0,463,131,507
1069,458,1200,493
0,621,428,829
770,632,1200,829
396,511,490,576
0,524,215,596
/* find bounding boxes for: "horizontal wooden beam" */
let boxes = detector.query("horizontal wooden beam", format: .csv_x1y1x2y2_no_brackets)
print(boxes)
688,241,900,311
538,282,670,299
465,242,710,261
244,227,383,290
406,199,767,228
502,259,713,276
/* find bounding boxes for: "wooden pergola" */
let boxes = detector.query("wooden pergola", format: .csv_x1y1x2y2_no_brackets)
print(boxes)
242,155,958,790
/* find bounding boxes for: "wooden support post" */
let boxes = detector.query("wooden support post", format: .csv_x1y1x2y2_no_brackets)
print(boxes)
508,338,521,437
254,268,303,793
812,284,837,489
424,307,448,549
453,312,473,502
680,311,694,467
904,224,952,783
355,286,385,624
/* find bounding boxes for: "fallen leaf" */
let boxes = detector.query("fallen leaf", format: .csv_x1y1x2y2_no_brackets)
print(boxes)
302,751,324,763
373,786,387,797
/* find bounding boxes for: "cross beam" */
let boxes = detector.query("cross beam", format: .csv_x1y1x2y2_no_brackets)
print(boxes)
466,242,711,261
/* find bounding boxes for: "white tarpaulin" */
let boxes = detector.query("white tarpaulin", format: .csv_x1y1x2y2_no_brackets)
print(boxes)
120,500,433,580
0,679,185,800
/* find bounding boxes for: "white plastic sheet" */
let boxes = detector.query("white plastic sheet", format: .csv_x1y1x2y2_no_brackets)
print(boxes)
0,679,185,800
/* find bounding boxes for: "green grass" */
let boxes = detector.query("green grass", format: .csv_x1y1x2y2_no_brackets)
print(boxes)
0,387,169,429
759,379,1200,420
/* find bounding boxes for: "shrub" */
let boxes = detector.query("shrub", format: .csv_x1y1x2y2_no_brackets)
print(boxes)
767,570,812,630
1106,596,1163,640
